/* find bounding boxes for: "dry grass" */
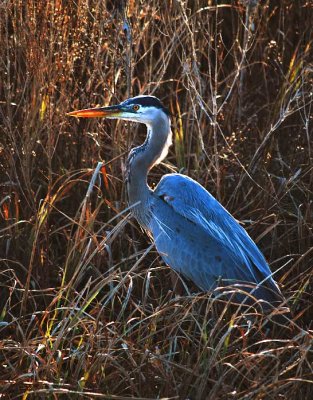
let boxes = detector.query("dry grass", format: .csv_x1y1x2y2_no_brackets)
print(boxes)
1,1,313,398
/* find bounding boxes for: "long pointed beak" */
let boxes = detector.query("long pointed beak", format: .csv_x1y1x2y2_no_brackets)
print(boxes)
66,105,122,118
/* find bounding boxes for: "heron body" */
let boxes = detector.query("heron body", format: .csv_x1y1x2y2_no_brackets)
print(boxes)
68,95,283,305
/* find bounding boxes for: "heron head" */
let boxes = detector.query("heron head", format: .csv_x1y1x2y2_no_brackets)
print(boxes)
67,95,170,125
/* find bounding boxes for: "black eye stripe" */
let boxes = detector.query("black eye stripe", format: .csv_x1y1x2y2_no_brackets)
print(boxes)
123,96,169,115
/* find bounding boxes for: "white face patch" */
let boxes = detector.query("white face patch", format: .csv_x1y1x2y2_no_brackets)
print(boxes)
119,106,165,125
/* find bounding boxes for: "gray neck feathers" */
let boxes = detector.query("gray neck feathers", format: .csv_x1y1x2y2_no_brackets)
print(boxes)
126,112,172,224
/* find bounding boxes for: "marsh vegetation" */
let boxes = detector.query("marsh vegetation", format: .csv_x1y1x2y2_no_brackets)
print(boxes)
1,1,312,398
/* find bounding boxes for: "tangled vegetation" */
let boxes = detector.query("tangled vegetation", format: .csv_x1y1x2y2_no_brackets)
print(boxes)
1,1,312,398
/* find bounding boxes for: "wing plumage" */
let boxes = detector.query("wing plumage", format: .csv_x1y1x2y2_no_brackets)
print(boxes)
148,173,281,303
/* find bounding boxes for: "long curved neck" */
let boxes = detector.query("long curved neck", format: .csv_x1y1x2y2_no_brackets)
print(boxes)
126,114,171,218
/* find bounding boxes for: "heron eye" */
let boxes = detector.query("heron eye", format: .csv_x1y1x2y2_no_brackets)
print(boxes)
132,105,140,111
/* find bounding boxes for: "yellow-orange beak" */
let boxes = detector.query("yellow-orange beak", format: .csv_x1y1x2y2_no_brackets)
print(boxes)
66,105,122,118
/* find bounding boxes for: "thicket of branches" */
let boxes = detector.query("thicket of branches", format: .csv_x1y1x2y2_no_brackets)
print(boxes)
1,1,312,398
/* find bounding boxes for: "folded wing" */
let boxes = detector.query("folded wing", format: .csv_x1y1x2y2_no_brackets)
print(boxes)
148,173,281,302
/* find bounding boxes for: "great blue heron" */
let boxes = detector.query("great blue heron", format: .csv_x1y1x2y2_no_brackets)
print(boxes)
68,95,284,307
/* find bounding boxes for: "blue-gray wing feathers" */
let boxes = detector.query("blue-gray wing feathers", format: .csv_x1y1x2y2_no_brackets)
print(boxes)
147,173,281,301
